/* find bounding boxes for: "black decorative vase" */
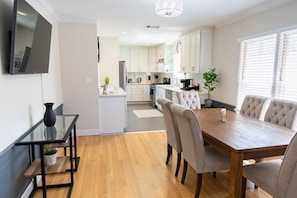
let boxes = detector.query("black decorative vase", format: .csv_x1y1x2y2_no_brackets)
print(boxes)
43,103,56,127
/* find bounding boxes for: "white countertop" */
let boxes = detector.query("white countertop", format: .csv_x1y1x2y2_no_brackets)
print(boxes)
156,84,208,95
99,87,127,97
127,82,151,85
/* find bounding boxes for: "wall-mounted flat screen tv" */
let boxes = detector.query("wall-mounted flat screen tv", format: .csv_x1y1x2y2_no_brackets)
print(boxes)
9,0,52,74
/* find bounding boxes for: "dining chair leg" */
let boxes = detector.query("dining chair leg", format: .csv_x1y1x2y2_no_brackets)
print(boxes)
166,144,172,165
181,160,188,184
195,173,203,198
212,172,216,178
241,177,247,198
175,152,181,177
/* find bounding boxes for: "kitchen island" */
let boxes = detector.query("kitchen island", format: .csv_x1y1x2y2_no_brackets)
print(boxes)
99,87,127,134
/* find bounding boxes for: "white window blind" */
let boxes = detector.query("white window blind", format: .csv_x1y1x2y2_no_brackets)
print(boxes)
237,28,297,109
237,34,276,107
275,29,297,101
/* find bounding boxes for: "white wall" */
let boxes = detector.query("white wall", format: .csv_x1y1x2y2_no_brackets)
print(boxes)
0,0,63,153
212,0,297,107
59,22,99,135
98,37,120,88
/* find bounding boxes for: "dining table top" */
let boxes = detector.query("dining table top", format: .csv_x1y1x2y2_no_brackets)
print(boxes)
195,108,295,155
194,107,296,198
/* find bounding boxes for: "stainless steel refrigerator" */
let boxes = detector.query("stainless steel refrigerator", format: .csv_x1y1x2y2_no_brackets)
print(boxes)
119,61,127,91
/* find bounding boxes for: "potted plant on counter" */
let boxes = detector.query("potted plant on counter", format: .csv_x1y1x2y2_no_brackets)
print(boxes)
202,67,219,107
103,76,110,95
44,147,57,166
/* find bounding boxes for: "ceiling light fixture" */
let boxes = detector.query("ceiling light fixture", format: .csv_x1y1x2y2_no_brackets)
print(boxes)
155,0,183,17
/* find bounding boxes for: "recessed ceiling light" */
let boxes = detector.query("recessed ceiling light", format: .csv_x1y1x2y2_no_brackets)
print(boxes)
122,31,127,34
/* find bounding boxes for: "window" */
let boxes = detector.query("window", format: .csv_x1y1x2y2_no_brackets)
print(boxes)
237,28,297,108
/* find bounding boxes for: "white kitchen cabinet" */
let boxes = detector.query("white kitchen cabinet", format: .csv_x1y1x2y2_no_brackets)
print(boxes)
157,44,173,61
120,47,130,70
148,47,157,72
99,88,127,134
128,84,150,102
130,47,148,72
180,27,213,73
156,45,164,60
126,85,132,101
172,91,178,104
143,85,150,101
155,86,166,110
132,85,144,101
156,44,173,73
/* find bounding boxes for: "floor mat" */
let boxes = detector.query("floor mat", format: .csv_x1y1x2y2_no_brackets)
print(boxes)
133,109,163,118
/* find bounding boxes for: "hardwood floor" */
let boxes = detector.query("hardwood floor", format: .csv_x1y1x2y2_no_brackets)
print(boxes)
33,132,271,198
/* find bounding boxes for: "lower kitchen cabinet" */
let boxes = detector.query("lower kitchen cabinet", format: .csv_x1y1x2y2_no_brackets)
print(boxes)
99,92,127,134
155,86,166,110
127,84,150,102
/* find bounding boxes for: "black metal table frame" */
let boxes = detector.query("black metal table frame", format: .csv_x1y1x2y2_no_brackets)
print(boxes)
16,114,79,198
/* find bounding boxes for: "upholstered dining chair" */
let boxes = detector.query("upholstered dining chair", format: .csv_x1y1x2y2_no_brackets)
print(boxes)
240,95,270,121
264,99,297,131
250,99,297,189
170,103,230,198
242,132,297,198
157,98,182,177
176,91,201,109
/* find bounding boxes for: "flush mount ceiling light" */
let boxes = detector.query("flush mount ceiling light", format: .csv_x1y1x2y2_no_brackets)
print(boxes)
155,0,183,17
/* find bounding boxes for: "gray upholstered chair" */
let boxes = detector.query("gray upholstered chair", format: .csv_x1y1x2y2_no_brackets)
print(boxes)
240,95,270,121
176,91,201,109
157,98,182,177
264,99,297,130
252,99,297,189
242,132,297,198
170,103,230,197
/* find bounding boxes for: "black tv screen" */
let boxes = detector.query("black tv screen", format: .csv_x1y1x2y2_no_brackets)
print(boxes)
9,0,52,74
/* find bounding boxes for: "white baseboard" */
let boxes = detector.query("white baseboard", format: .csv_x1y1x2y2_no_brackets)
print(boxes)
21,181,33,198
21,176,40,198
77,129,100,136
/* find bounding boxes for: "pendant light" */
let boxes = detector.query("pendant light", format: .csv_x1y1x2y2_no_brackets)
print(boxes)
155,0,183,17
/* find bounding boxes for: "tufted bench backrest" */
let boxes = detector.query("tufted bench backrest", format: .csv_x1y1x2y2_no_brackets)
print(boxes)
264,99,297,130
176,91,201,110
240,95,270,121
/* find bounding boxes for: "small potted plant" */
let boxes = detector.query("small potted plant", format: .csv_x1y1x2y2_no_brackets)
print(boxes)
103,76,110,95
104,76,110,86
44,147,57,166
202,67,219,107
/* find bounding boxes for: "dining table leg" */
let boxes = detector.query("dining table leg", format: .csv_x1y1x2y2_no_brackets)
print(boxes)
229,151,244,198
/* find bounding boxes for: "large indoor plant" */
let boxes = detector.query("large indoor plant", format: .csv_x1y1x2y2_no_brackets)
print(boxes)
44,147,57,166
202,67,219,107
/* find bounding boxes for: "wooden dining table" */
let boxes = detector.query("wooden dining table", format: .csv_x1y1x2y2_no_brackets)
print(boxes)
194,108,296,198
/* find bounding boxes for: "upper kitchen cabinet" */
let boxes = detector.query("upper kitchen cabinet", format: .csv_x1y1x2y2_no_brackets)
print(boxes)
130,47,149,72
148,47,157,72
120,47,130,70
180,27,213,73
156,44,174,73
120,47,149,72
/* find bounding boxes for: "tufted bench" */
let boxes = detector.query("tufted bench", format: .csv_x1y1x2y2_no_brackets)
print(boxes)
176,91,201,109
264,99,297,130
240,95,270,121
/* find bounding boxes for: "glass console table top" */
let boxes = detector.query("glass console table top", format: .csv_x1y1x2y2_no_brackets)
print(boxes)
16,115,78,145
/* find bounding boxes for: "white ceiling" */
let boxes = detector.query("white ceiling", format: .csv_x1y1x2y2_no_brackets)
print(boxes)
40,0,293,46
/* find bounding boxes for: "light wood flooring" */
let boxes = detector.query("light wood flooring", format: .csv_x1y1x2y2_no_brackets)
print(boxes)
33,132,271,198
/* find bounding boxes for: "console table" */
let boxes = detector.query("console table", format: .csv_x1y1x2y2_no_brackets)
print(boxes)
15,114,79,198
